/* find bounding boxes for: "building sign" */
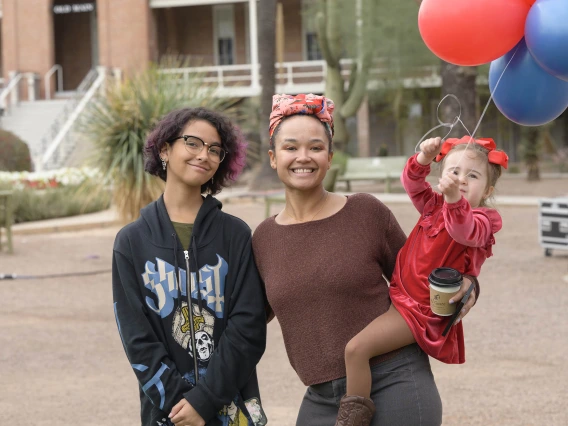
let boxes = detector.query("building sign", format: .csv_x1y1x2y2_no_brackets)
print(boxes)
53,3,95,14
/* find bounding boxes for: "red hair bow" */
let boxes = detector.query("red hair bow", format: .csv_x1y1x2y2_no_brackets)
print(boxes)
435,136,508,169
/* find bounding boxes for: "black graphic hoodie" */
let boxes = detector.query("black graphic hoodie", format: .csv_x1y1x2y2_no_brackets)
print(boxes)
112,194,268,426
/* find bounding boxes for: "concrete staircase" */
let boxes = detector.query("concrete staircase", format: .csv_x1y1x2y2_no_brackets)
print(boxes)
0,99,68,166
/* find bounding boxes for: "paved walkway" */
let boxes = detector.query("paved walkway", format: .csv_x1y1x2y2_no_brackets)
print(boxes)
2,197,567,426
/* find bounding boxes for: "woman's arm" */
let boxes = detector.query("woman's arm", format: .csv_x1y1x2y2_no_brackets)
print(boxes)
450,275,479,325
380,210,408,281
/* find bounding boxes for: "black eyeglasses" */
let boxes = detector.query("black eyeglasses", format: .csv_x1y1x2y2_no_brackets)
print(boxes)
168,135,227,163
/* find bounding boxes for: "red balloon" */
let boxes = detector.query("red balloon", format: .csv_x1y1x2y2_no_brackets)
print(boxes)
419,0,531,66
525,0,536,5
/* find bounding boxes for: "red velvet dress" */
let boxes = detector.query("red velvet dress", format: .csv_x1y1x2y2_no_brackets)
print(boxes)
389,154,502,364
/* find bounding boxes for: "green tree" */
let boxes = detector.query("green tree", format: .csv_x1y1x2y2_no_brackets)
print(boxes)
314,0,376,149
306,0,440,152
412,1,478,137
249,0,281,190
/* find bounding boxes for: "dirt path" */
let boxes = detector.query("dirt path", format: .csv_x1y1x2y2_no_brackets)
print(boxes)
1,200,567,425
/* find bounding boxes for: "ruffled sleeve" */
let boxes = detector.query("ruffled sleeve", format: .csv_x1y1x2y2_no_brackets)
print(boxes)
401,154,437,214
443,198,502,248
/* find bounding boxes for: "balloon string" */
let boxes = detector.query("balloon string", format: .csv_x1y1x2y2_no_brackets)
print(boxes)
414,45,520,171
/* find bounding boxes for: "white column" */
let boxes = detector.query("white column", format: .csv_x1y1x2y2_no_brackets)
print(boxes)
8,71,19,106
97,66,108,91
248,0,259,91
26,73,37,101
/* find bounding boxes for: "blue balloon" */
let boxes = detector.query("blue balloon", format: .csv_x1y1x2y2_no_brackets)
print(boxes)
489,39,568,126
525,0,568,82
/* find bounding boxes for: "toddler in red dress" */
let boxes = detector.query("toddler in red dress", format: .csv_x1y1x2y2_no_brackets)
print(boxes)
335,136,508,426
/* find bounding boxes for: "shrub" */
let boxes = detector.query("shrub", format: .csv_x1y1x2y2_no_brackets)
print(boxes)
0,130,32,172
7,183,111,224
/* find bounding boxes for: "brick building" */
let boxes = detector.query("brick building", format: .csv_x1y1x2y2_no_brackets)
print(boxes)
2,1,557,170
0,0,319,96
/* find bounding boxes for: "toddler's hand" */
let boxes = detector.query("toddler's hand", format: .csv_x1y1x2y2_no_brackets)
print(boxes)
417,137,443,165
438,172,461,204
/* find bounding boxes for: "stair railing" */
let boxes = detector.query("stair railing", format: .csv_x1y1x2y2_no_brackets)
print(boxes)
45,65,64,100
0,72,23,115
38,68,107,171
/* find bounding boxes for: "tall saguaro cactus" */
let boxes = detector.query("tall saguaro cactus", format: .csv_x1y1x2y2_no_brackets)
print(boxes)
316,0,375,148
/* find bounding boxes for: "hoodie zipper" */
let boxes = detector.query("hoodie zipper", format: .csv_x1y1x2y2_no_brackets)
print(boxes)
185,250,200,383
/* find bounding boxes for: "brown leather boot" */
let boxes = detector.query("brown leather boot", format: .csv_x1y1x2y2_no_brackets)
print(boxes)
334,395,376,426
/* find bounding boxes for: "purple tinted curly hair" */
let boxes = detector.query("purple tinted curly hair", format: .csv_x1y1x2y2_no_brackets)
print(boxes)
144,107,247,195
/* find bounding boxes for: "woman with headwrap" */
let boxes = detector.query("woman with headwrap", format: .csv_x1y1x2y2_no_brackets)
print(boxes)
252,94,479,426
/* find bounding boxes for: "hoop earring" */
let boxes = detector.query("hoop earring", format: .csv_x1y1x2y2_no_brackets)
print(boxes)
161,158,167,171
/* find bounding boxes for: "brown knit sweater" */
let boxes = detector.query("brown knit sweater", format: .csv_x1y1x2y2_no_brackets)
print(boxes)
252,193,407,386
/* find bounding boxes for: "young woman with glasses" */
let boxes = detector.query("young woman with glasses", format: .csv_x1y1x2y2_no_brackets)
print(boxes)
112,107,268,426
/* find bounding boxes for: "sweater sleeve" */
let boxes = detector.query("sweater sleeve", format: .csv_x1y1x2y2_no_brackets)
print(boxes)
442,198,503,248
183,235,267,422
380,210,408,281
252,226,276,323
112,249,192,415
401,154,437,215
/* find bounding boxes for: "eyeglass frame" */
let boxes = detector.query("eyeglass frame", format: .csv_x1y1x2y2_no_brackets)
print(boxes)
167,135,229,163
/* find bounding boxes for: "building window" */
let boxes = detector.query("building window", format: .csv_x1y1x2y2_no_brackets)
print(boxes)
214,5,235,66
218,38,234,65
302,0,323,61
306,32,322,61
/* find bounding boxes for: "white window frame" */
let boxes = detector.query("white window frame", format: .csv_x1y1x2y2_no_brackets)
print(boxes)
301,0,321,61
213,4,236,66
244,2,250,64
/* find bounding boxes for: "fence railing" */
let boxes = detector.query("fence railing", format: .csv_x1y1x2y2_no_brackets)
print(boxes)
0,72,42,115
38,68,106,171
45,65,64,100
159,59,445,96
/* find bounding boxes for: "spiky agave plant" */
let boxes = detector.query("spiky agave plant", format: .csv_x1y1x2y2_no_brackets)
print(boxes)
81,60,228,223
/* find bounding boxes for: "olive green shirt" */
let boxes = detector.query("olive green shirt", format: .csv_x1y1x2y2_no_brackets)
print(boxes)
172,222,194,250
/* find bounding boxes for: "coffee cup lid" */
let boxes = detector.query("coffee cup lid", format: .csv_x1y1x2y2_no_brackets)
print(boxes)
429,267,463,287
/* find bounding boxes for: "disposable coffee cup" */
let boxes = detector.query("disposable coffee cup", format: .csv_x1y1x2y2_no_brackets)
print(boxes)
429,267,463,316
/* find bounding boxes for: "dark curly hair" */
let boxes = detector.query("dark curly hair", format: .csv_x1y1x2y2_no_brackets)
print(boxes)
144,107,247,195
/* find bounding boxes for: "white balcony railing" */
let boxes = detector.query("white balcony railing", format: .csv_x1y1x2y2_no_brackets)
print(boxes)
159,59,444,97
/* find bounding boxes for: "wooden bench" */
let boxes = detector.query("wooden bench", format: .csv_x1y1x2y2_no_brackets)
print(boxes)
264,166,340,218
337,156,407,192
0,190,14,254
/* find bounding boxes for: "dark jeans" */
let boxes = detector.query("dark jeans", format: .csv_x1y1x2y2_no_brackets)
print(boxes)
296,344,442,426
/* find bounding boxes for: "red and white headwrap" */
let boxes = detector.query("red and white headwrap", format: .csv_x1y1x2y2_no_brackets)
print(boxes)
435,136,509,169
269,93,335,140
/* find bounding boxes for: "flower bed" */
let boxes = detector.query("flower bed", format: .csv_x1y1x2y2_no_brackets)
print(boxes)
0,167,104,190
0,168,111,223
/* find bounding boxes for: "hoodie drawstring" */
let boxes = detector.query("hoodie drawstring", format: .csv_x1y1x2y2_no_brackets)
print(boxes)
172,233,181,311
